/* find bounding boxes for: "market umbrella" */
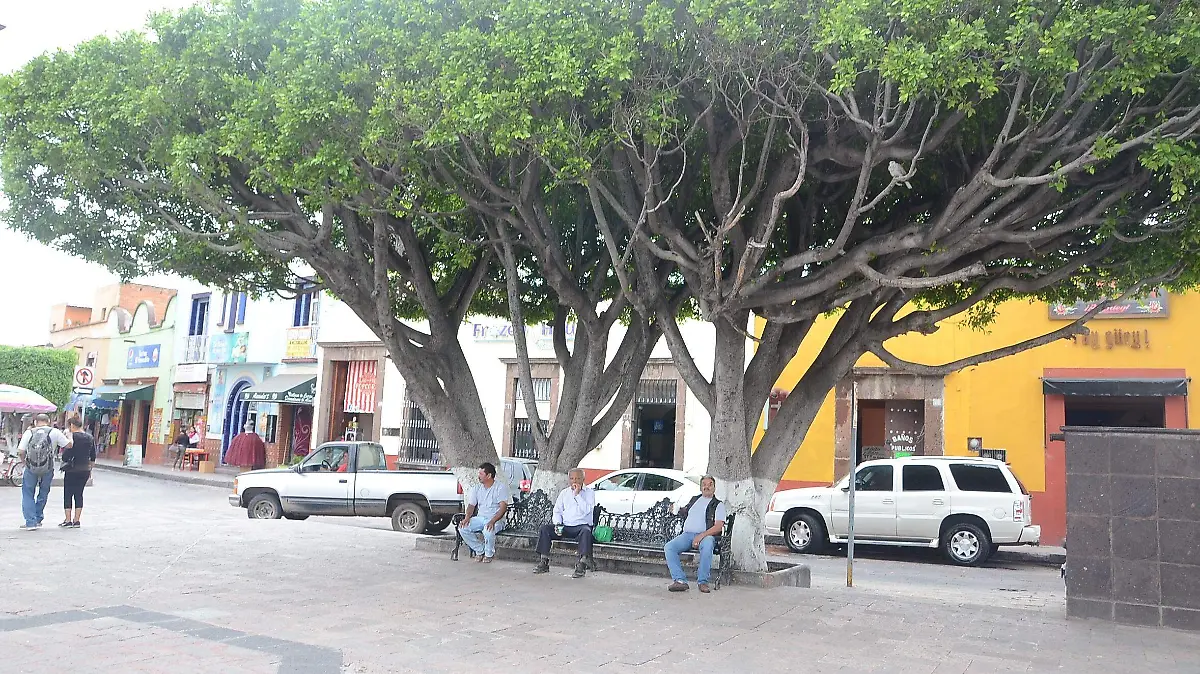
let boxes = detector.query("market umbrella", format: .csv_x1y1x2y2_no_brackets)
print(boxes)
0,384,57,413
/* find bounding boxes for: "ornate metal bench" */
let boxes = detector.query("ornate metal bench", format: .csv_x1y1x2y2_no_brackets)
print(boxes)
450,489,736,589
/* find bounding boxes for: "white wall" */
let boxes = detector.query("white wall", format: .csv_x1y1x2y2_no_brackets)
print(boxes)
314,291,729,473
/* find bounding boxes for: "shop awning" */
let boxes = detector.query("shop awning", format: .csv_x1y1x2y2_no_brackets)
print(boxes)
95,384,156,402
67,392,119,410
1042,378,1189,397
240,374,316,405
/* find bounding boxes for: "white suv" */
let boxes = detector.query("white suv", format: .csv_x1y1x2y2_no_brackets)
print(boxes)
765,457,1040,566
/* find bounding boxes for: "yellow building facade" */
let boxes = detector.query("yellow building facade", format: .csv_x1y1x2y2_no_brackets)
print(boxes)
764,290,1186,546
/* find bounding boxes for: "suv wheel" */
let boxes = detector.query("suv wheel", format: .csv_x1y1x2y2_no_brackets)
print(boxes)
942,521,990,566
784,512,825,554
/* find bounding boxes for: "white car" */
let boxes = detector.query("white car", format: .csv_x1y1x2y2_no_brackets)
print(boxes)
765,456,1040,566
587,468,702,514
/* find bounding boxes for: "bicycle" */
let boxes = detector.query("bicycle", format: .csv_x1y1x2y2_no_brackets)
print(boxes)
0,451,24,487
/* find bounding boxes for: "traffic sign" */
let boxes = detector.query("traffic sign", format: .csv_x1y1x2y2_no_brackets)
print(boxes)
73,386,94,395
73,366,96,388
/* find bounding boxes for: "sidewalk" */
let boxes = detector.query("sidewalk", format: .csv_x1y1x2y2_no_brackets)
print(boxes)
92,458,236,488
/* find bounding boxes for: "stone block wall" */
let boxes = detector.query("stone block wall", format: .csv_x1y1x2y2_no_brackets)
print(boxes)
1064,427,1200,631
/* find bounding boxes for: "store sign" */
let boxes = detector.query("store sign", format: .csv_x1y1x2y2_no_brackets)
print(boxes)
1049,289,1169,319
1073,327,1151,350
285,326,318,360
243,381,317,406
207,332,249,364
127,344,161,369
175,363,209,383
469,321,577,343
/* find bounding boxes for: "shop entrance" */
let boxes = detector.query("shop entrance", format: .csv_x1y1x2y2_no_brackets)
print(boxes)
856,399,925,463
1064,396,1166,427
633,403,676,469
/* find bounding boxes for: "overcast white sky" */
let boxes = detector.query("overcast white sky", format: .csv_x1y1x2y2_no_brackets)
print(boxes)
0,1,200,346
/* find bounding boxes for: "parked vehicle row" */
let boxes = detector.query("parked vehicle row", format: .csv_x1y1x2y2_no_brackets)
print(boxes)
766,456,1040,566
233,446,1036,568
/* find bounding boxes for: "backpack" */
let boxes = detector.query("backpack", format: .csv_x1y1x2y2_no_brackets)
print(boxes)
25,428,56,476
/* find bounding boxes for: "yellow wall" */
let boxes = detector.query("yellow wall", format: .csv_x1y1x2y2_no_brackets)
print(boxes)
764,294,1193,493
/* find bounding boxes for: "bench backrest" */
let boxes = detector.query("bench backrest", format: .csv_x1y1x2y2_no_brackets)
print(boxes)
505,490,736,554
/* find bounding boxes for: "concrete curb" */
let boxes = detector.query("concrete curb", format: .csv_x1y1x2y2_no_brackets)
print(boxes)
415,534,811,588
91,462,233,489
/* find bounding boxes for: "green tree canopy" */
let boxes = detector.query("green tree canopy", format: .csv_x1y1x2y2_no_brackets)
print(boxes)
0,346,76,409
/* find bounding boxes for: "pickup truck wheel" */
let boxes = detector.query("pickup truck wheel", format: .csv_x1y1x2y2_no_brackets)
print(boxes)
247,493,282,520
784,512,825,554
425,516,452,533
283,513,309,521
391,502,427,533
942,521,991,566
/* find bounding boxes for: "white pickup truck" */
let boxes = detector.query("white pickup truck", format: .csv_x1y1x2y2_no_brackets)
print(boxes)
228,441,463,533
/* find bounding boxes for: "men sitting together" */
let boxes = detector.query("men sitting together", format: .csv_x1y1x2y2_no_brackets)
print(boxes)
458,463,726,592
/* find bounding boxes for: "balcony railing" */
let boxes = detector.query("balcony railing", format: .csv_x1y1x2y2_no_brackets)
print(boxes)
183,335,208,363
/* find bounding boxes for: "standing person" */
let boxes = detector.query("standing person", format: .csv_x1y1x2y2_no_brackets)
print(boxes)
60,416,95,528
533,468,596,578
17,413,72,531
457,462,511,563
663,475,727,593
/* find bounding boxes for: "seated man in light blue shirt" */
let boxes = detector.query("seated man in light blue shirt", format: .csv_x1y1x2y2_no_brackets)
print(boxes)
664,475,726,593
533,468,596,578
457,462,511,562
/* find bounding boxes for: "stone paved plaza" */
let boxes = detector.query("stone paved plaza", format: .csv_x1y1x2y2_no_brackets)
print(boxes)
2,473,1197,674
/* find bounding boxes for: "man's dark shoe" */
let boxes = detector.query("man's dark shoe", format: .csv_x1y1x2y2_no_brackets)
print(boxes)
668,581,689,592
698,583,711,593
572,560,586,578
533,558,550,574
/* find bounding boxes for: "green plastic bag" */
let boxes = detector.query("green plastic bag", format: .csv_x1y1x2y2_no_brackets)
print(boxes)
593,525,614,543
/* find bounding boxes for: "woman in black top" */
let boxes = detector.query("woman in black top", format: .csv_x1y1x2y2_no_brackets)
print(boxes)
61,416,95,528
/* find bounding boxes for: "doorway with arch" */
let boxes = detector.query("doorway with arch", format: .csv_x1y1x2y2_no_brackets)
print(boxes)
222,378,254,462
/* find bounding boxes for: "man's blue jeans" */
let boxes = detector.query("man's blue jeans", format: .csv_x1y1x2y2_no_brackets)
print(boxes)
459,516,506,558
664,532,716,584
21,469,53,527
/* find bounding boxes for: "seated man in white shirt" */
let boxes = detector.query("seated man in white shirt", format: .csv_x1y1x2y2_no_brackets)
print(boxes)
533,468,596,578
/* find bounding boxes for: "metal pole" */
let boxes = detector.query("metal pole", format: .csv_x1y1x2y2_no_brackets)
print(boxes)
846,378,858,588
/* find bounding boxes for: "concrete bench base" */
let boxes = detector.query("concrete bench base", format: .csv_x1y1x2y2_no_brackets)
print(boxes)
415,534,810,588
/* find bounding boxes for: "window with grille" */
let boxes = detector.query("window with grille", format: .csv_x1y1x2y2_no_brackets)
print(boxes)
637,379,677,405
511,418,547,460
513,377,552,402
399,400,441,465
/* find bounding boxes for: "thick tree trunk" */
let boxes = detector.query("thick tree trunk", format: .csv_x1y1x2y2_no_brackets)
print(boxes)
530,469,569,498
706,315,771,572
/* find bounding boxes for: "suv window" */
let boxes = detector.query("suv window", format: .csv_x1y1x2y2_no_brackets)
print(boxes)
949,464,1014,493
641,474,682,492
595,472,640,491
854,465,893,492
355,444,387,471
903,465,945,491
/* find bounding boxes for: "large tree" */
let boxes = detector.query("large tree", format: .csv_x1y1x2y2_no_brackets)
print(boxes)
408,0,1200,569
0,0,660,489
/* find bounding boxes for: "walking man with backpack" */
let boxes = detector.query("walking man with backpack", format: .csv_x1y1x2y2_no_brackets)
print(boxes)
17,413,72,530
